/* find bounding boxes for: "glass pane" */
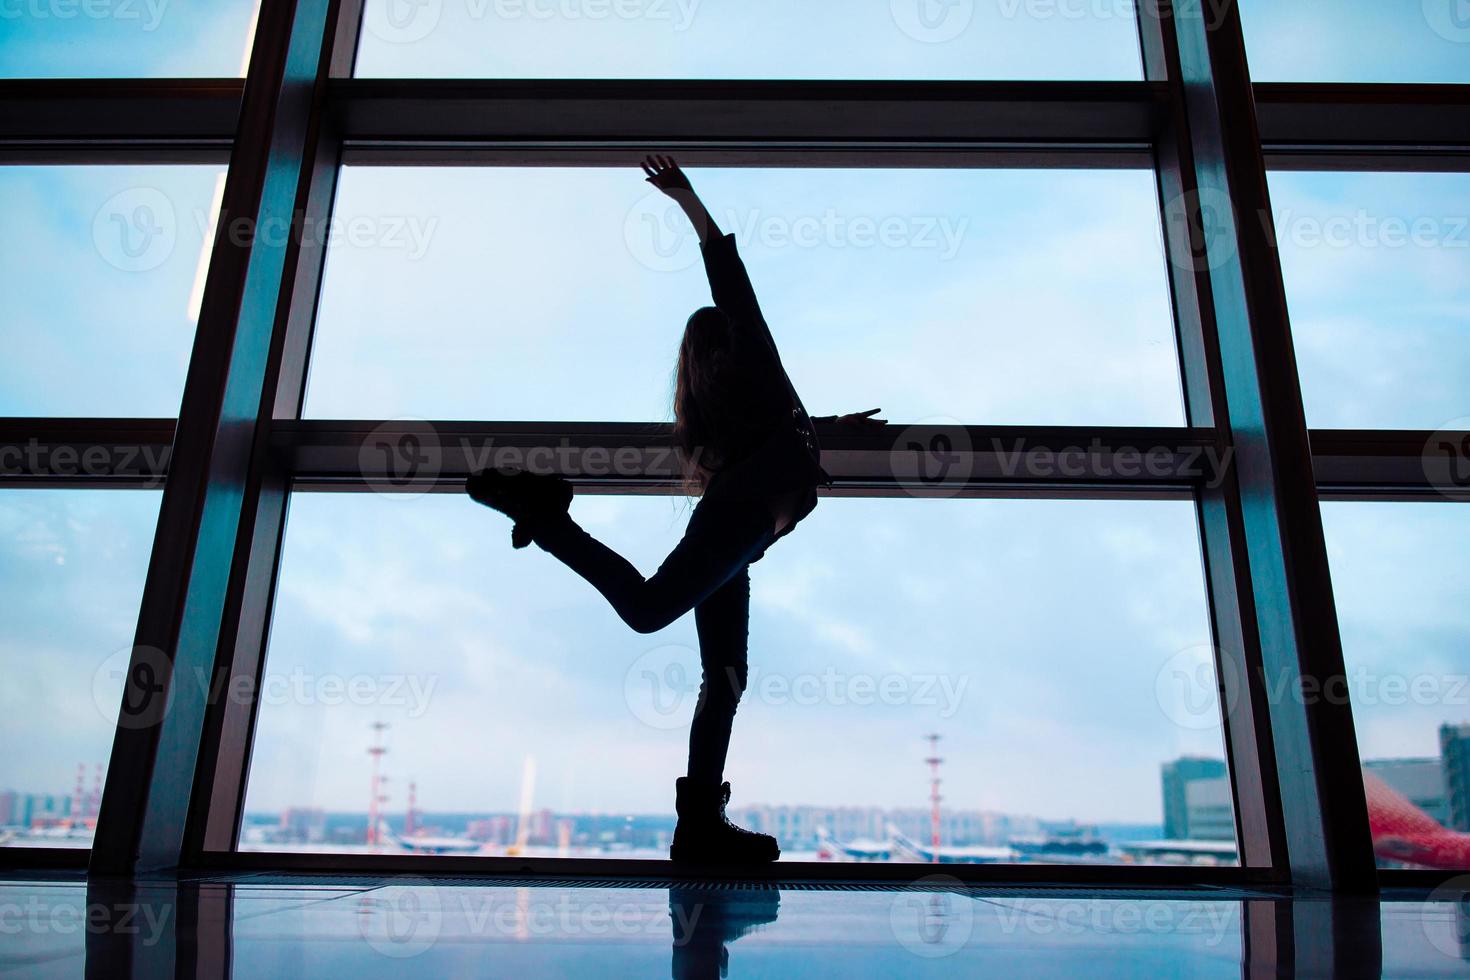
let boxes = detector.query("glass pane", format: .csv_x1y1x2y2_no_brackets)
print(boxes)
0,489,160,849
305,167,1183,426
1240,0,1470,83
0,164,225,417
356,0,1143,80
242,492,1234,865
0,0,259,78
1269,171,1470,431
1321,501,1470,870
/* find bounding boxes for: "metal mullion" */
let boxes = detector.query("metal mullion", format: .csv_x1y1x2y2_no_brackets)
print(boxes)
1145,0,1375,891
1139,0,1289,881
89,0,349,876
185,0,366,863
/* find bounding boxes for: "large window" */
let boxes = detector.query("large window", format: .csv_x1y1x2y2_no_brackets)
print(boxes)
241,493,1234,863
1239,0,1470,83
1269,171,1470,431
0,0,260,78
355,0,1144,80
305,167,1184,426
1322,502,1470,869
0,489,161,848
0,165,226,417
7,0,1465,889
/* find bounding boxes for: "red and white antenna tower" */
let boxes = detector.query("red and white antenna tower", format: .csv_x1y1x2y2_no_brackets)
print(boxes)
367,722,390,847
924,734,943,863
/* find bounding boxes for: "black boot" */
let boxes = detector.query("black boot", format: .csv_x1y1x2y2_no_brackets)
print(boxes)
465,468,573,548
670,777,779,865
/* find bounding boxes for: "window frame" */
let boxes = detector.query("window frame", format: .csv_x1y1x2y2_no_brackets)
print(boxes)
0,0,1466,890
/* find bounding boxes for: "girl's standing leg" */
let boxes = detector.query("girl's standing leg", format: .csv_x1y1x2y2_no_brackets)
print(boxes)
688,568,750,784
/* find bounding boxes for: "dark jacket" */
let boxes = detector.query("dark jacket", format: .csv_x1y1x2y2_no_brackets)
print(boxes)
695,233,831,553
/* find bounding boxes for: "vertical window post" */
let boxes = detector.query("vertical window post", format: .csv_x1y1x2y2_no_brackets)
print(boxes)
90,0,349,875
1140,0,1376,890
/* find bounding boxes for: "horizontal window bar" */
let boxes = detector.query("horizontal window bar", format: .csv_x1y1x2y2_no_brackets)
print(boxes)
278,421,1223,494
4,421,1463,497
2,420,1220,493
1312,429,1470,500
0,80,242,164
7,80,1468,170
198,847,1279,887
1255,83,1470,172
329,79,1164,167
0,419,174,488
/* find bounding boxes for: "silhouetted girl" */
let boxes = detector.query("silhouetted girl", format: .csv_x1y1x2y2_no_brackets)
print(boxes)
468,156,880,865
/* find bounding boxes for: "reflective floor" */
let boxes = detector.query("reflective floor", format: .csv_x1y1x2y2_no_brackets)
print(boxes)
0,873,1465,978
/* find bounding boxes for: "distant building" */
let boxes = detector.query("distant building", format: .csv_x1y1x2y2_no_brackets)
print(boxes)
727,804,1041,850
1363,757,1450,826
467,815,514,844
279,807,327,843
1183,778,1235,841
1161,757,1230,840
0,791,16,828
1441,724,1470,832
18,793,70,829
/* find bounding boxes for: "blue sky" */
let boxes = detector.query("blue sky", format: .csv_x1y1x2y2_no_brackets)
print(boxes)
1,3,1468,837
4,0,1469,83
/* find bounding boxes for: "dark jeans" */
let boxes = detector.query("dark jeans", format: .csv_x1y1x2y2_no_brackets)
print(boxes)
533,497,778,785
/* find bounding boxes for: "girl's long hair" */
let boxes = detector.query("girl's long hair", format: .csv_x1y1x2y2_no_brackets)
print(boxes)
671,306,763,494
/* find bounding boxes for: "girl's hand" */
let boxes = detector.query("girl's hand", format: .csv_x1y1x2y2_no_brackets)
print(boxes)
641,154,693,196
817,409,887,428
